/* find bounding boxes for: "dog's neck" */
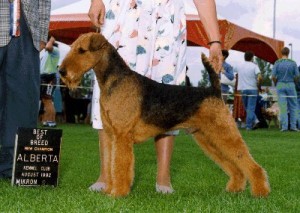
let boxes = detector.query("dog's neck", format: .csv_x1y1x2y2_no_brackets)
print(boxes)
94,45,132,94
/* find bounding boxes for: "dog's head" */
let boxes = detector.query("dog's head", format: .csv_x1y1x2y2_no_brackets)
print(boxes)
59,32,109,89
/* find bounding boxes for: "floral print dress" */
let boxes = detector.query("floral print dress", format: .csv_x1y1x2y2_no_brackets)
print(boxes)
92,0,187,129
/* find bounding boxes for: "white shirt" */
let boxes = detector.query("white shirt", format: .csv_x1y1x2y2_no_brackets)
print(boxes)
237,61,260,90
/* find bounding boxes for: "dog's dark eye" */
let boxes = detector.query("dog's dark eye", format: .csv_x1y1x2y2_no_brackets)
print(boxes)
78,47,86,54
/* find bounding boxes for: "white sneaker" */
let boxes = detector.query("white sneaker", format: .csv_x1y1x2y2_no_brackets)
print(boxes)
156,183,174,194
89,182,106,192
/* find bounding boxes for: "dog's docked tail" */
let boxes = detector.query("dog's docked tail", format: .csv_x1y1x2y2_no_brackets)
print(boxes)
201,53,221,97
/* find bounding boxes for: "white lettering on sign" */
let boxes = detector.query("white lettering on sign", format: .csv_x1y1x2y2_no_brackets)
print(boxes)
16,154,58,163
41,166,51,171
23,166,37,171
32,129,48,135
30,139,49,146
41,173,52,178
21,172,39,177
15,179,38,185
34,147,53,152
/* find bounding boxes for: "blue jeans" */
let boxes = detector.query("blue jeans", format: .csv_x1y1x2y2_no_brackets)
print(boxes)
276,82,298,130
297,92,300,128
241,90,258,129
297,94,300,128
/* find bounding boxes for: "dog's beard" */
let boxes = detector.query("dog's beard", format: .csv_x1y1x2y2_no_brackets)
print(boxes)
61,75,82,90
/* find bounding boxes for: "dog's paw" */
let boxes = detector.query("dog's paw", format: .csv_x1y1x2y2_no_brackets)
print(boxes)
251,181,270,197
226,176,246,193
109,187,130,197
251,170,270,197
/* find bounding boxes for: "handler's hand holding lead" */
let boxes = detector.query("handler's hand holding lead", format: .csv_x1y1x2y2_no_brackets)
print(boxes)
209,42,222,73
88,0,106,28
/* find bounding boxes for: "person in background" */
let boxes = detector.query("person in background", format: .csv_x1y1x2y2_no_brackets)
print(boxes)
272,47,299,132
220,49,235,103
236,51,262,130
40,36,60,127
233,73,247,129
253,91,269,129
0,0,51,179
88,0,223,193
296,66,300,129
185,66,192,87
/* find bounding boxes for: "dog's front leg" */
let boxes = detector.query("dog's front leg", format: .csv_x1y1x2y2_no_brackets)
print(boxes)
109,134,135,197
100,129,112,194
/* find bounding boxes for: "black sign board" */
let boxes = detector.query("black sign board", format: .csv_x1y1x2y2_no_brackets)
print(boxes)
11,128,62,187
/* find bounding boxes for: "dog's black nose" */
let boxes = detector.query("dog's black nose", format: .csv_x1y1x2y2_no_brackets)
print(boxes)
59,69,66,77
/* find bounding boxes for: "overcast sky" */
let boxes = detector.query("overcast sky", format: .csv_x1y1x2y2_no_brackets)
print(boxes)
186,0,300,83
51,0,300,84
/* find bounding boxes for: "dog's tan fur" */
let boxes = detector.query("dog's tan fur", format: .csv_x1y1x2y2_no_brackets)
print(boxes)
59,32,270,197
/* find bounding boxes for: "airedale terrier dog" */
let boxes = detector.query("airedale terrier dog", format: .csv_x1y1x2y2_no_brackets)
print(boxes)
59,32,270,197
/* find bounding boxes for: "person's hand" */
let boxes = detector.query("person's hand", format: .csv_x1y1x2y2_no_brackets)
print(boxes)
88,0,106,28
208,43,223,73
49,36,56,44
39,41,46,51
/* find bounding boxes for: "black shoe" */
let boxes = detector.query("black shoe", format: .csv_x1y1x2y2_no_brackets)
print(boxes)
253,122,269,130
253,123,260,130
260,121,269,128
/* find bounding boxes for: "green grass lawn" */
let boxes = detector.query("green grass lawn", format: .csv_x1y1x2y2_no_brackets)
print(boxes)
1,124,300,212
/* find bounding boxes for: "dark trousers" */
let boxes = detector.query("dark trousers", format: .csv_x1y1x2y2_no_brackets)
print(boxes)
0,9,39,178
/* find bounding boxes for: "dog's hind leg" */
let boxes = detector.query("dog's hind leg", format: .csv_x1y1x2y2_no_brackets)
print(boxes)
108,133,135,197
214,137,270,197
192,100,270,197
192,132,246,193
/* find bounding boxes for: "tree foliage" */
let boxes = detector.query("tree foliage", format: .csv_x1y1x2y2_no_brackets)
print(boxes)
255,57,272,86
198,69,210,87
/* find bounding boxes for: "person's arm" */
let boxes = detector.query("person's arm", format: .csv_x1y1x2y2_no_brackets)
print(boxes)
255,64,263,92
257,73,263,92
193,0,222,72
293,63,300,83
88,0,106,28
39,0,51,51
224,64,235,80
271,63,278,86
45,36,56,52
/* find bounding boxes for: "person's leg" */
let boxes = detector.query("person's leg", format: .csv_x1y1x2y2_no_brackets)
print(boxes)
286,83,298,130
242,90,251,129
297,95,300,129
155,134,174,193
41,98,55,123
0,10,39,178
247,90,258,129
254,96,268,128
277,83,288,130
254,96,262,121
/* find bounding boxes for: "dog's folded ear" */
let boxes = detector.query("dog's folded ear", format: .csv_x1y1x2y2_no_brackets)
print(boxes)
89,33,107,52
